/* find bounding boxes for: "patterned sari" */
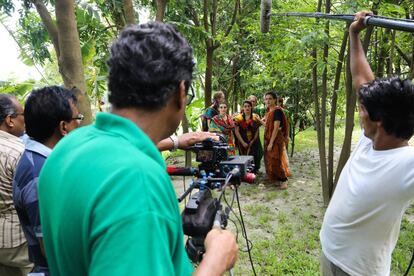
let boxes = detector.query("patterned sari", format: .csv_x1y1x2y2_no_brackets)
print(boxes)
234,113,263,172
209,114,236,156
264,107,291,181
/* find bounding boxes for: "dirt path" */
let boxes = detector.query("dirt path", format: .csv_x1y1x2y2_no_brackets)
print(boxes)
168,136,414,275
169,147,327,275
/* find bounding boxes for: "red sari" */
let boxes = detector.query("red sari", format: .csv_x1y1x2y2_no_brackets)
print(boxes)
264,107,291,181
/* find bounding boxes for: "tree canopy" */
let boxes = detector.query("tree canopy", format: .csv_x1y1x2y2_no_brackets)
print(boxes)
1,0,413,202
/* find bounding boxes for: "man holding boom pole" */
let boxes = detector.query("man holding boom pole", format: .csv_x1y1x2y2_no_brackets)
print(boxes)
320,11,414,276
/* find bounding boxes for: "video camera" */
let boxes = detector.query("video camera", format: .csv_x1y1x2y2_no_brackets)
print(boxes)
167,136,255,263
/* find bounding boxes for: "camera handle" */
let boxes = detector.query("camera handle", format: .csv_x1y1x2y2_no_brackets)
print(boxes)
178,181,195,202
212,205,234,276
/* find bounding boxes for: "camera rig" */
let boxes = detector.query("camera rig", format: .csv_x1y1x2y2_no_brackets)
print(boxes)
167,137,255,264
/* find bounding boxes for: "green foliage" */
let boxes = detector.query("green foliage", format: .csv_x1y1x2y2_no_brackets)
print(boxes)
17,11,52,66
185,98,204,131
76,4,113,106
0,80,35,101
0,0,14,15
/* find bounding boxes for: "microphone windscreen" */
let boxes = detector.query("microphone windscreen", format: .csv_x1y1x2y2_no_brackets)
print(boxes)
260,0,272,33
166,166,197,176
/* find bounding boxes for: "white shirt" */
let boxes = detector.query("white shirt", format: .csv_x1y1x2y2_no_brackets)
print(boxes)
320,134,414,276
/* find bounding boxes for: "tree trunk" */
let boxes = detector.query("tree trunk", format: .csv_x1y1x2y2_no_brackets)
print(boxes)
32,0,60,58
395,44,411,66
374,29,378,73
410,35,414,79
182,113,192,167
387,30,396,76
55,0,92,124
205,45,214,108
334,2,377,186
123,0,136,25
311,47,328,204
328,25,349,197
318,0,331,205
376,29,391,77
231,55,240,112
290,82,300,157
334,52,355,185
395,53,401,75
156,0,168,22
200,0,237,109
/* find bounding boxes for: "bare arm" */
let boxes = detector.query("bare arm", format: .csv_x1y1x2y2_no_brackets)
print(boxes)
193,229,238,276
260,117,266,126
349,11,375,91
157,132,219,151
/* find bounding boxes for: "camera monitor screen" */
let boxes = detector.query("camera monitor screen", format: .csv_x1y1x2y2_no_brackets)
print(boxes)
196,150,215,163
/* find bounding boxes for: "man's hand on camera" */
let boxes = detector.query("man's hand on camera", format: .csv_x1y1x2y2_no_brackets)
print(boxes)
194,229,238,276
350,11,373,34
157,132,219,152
177,132,219,149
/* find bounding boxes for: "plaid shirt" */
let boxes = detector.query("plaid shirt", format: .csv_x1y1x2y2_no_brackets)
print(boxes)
0,130,25,248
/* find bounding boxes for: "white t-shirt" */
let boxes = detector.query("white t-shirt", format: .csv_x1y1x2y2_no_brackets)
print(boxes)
320,134,414,276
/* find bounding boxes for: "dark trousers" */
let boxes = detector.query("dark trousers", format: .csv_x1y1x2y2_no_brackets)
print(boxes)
320,251,351,276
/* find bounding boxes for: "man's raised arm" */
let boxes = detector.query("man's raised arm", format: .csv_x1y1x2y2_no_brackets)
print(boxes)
349,11,375,91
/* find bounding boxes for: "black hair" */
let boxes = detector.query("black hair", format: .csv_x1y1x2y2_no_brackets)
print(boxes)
107,21,194,110
0,94,17,124
243,100,253,107
358,76,414,140
265,90,277,99
25,86,77,143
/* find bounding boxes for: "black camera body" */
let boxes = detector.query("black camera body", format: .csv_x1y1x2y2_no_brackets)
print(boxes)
192,137,228,176
177,138,254,263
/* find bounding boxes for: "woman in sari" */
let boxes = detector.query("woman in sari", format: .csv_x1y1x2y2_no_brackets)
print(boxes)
209,102,236,156
263,91,290,189
234,100,263,173
201,91,225,131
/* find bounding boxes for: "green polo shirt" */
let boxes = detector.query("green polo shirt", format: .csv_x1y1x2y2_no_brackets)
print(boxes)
39,113,193,276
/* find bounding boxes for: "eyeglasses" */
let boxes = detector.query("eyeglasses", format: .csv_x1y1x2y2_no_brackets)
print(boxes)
71,114,84,121
186,85,195,105
10,112,24,117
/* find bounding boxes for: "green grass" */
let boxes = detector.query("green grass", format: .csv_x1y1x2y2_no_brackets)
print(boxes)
171,116,414,275
233,211,320,275
391,218,414,274
232,119,414,275
292,114,362,153
293,126,362,153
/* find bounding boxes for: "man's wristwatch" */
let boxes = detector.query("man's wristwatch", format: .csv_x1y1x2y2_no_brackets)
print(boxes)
169,135,179,151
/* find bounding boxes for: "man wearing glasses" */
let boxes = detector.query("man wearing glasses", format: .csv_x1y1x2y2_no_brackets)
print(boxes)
12,86,82,276
0,94,32,276
38,22,237,276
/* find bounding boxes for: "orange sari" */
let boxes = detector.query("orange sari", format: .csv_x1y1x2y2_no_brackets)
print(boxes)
264,107,291,181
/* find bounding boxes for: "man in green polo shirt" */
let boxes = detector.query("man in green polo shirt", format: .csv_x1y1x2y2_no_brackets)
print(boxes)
38,22,237,276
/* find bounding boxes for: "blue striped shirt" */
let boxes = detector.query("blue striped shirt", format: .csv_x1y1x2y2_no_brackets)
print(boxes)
13,138,51,272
